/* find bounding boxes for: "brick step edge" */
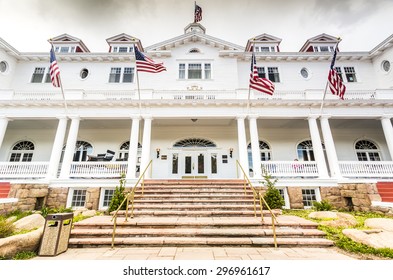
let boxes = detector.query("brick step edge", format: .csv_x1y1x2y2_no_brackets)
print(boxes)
68,237,334,247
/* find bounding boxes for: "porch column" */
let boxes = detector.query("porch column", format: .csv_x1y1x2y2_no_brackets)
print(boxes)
308,116,328,178
140,116,152,178
320,116,341,178
126,116,140,179
236,116,249,177
249,115,262,178
0,116,9,149
46,116,68,179
60,116,80,179
381,116,393,161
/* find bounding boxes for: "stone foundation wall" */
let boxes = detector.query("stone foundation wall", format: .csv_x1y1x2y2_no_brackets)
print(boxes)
46,188,69,209
0,201,19,215
8,184,49,212
287,187,304,209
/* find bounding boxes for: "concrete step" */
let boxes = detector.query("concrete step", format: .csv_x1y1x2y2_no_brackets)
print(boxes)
129,204,261,210
69,236,334,247
134,194,255,199
132,199,258,204
115,210,273,217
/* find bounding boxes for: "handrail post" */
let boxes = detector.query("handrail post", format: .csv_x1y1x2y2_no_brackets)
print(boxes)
259,194,264,223
125,192,130,222
111,215,117,249
130,191,135,218
272,215,278,248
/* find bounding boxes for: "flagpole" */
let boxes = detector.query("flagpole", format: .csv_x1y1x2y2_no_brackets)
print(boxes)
194,2,196,23
319,38,341,116
247,39,256,112
134,45,142,113
50,41,68,114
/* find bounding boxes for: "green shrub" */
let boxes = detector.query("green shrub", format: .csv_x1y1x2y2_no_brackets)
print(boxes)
40,205,73,218
261,169,284,209
0,216,15,238
12,251,37,260
108,173,127,213
312,199,333,211
5,210,32,221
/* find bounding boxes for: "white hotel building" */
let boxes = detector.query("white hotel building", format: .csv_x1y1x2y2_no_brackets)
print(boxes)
0,23,392,212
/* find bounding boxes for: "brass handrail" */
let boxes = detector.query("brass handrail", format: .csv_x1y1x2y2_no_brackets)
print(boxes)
111,159,153,249
236,160,278,248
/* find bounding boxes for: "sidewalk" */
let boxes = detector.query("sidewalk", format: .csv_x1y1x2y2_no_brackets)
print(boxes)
34,246,356,260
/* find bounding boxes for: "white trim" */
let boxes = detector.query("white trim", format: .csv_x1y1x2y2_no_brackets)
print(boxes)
66,187,87,209
0,198,18,204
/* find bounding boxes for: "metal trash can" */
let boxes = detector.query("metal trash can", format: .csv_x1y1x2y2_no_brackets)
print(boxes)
38,213,74,256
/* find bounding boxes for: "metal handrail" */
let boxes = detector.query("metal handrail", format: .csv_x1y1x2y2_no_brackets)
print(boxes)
111,160,153,248
236,160,278,248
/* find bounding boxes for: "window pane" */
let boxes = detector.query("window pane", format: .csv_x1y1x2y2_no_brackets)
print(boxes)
109,67,121,83
60,47,69,53
103,189,115,207
204,63,211,79
172,153,178,174
188,64,202,79
118,47,128,53
260,47,270,52
179,64,185,79
268,67,280,82
344,67,357,82
71,189,86,207
31,67,45,83
357,152,368,161
123,67,134,83
211,154,217,174
198,153,204,174
302,189,316,207
257,67,266,78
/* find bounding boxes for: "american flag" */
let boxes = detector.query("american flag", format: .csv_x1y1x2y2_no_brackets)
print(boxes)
194,4,202,23
135,47,166,73
249,53,275,95
327,46,346,99
49,47,61,87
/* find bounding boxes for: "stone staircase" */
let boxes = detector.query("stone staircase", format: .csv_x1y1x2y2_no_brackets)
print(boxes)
69,180,333,247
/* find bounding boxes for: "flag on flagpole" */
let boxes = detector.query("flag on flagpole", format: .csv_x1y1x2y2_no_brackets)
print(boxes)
49,47,61,87
135,47,166,73
194,3,202,23
249,52,275,95
327,45,346,100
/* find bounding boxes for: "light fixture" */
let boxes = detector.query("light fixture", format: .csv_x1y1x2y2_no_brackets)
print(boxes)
156,148,160,158
191,118,198,123
229,148,233,158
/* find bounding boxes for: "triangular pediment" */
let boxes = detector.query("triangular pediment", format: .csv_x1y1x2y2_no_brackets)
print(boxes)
299,33,339,52
106,33,143,51
48,33,90,52
245,33,282,51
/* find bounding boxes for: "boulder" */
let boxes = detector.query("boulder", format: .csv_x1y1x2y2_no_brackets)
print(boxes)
81,210,96,217
308,211,337,219
343,228,393,249
0,227,44,259
364,218,393,232
13,214,45,231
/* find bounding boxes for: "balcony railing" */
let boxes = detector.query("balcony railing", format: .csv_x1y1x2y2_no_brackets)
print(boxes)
0,162,49,178
4,89,391,102
69,162,128,178
339,161,393,178
261,161,319,178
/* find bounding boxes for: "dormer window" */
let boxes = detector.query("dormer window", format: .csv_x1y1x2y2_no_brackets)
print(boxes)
112,46,134,53
312,46,334,52
54,46,76,53
254,46,276,52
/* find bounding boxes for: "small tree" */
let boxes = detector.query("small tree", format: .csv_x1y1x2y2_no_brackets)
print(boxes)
108,173,127,213
261,169,285,209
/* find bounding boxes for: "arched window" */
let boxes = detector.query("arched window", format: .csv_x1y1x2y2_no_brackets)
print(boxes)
173,138,216,148
62,140,93,162
355,140,381,161
247,141,272,169
118,141,142,161
9,141,35,162
297,140,325,161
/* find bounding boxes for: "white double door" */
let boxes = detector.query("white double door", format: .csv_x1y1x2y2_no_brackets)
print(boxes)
176,150,218,178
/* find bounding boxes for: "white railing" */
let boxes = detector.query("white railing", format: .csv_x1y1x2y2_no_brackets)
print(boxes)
69,162,128,178
83,90,135,100
339,161,393,178
261,161,319,178
0,162,49,178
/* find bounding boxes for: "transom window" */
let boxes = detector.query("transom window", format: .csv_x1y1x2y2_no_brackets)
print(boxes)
9,141,34,162
108,67,134,83
247,141,272,168
178,63,211,80
297,140,325,161
355,140,381,161
61,140,92,162
173,138,216,148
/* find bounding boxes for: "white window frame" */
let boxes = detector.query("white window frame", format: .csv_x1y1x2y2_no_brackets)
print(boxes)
111,46,134,53
254,66,280,83
99,188,116,210
301,188,321,209
343,66,358,83
108,67,135,83
31,67,52,84
55,46,77,53
177,62,213,80
66,188,88,209
278,188,290,209
313,45,334,52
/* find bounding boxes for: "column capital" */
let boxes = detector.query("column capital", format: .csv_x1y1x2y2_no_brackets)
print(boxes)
236,115,247,120
320,114,332,120
247,114,259,120
308,114,319,120
129,115,141,120
142,114,153,120
68,115,80,120
380,115,393,121
55,115,68,120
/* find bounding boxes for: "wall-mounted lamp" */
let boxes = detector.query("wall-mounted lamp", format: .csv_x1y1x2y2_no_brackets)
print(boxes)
229,148,233,158
156,148,160,158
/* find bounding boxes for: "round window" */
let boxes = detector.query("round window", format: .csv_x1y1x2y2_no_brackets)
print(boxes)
300,68,309,79
382,60,391,72
80,68,89,79
0,61,8,73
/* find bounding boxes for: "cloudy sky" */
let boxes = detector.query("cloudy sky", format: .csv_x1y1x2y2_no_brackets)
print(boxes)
1,0,392,52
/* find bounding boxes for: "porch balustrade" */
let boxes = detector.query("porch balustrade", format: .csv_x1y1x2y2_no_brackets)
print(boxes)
261,161,319,178
339,161,393,178
6,89,389,102
0,162,49,178
69,162,128,178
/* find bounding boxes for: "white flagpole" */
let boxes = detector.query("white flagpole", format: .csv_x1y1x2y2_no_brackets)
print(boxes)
50,42,68,114
247,39,256,112
319,38,341,116
134,45,142,113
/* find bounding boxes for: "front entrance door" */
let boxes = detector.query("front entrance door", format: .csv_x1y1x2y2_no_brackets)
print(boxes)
184,152,206,177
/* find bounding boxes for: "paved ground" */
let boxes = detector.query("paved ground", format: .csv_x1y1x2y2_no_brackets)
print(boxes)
34,246,356,260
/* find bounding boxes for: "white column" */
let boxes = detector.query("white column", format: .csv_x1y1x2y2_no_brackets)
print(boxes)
381,116,393,160
0,116,9,149
46,116,68,179
126,116,140,179
140,116,152,178
308,116,328,178
320,116,341,178
60,116,80,179
249,116,262,178
237,116,249,177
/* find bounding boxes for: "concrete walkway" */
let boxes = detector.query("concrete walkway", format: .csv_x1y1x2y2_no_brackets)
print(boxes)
34,246,356,260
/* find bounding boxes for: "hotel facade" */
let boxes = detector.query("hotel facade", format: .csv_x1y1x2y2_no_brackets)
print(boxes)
0,23,393,212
